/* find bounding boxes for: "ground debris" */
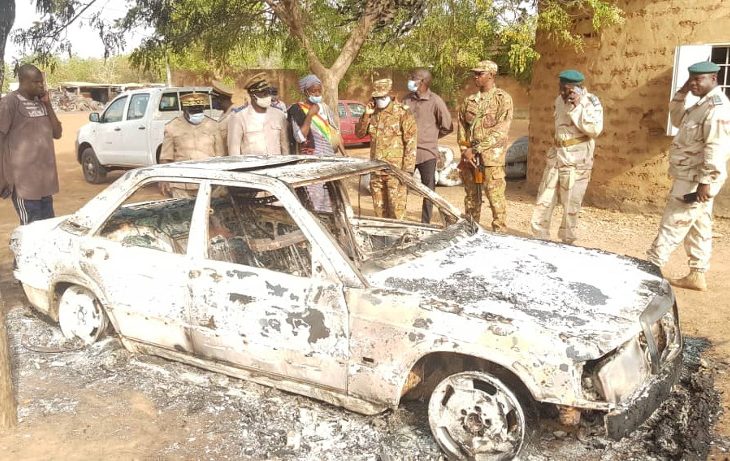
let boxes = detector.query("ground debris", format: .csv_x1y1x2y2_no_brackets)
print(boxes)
2,307,727,460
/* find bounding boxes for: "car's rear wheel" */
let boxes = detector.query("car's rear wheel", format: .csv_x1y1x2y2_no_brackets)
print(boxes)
428,371,527,460
81,147,107,184
58,286,109,345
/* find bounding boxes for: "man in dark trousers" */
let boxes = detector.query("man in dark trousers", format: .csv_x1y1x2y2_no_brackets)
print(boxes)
0,64,63,225
403,68,453,223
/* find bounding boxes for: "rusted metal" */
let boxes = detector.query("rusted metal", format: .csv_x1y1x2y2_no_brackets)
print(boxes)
558,405,582,426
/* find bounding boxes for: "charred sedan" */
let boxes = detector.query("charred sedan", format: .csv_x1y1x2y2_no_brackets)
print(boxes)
11,155,682,460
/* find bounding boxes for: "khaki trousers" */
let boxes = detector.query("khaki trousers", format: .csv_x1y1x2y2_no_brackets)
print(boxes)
370,172,407,219
531,165,591,243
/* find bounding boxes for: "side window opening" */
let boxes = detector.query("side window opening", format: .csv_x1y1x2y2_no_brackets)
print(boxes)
159,92,180,112
102,96,128,123
206,186,312,277
97,181,197,254
127,93,150,121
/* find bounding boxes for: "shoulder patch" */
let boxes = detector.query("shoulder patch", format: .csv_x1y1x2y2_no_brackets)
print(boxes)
588,95,601,107
711,94,724,106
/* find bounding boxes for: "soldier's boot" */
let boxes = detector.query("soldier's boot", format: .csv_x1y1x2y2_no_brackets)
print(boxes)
669,270,707,291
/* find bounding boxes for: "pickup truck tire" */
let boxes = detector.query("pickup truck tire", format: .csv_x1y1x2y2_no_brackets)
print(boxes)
81,147,107,184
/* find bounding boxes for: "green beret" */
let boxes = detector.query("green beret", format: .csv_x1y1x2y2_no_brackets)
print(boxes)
688,61,720,74
559,70,585,83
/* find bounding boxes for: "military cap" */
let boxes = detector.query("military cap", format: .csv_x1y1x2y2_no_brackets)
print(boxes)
559,70,585,83
471,60,498,75
371,78,393,97
244,72,271,93
688,61,721,74
180,92,207,108
211,80,234,98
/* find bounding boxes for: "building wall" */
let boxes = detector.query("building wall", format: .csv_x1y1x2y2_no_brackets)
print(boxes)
528,0,730,216
173,69,530,119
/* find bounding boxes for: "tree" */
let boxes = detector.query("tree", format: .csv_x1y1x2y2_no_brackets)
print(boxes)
0,0,15,93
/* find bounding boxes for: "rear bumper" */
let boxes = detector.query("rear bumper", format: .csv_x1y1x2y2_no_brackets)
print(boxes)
604,338,683,439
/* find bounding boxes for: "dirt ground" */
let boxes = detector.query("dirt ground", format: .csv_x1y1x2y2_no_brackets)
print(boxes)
0,112,729,460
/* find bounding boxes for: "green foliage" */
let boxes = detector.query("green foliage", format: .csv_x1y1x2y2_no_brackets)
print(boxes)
10,55,164,86
536,0,624,51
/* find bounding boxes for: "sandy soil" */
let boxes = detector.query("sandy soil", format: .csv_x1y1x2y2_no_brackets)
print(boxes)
0,113,728,460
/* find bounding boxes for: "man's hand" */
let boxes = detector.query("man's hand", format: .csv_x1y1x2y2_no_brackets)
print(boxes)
364,100,375,115
307,101,321,116
697,183,712,202
567,87,583,105
39,91,51,106
462,147,478,167
679,78,691,94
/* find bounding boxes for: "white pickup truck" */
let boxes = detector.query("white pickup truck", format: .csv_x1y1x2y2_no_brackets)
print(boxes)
75,86,217,183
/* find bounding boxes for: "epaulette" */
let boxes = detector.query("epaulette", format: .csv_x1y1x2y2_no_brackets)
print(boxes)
711,94,724,106
588,94,601,107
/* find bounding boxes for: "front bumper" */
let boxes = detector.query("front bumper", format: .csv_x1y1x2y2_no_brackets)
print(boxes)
604,336,683,439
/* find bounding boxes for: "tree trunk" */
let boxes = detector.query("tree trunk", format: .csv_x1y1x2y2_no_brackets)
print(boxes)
0,289,17,429
0,0,16,94
320,70,339,121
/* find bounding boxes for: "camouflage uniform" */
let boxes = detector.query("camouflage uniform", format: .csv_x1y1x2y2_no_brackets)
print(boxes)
457,62,513,231
646,85,730,272
530,86,603,244
356,79,417,219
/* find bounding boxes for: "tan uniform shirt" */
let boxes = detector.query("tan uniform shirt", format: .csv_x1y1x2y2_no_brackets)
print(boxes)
218,107,234,155
0,91,60,200
457,88,513,167
668,86,730,196
227,106,288,155
160,116,225,163
551,91,603,170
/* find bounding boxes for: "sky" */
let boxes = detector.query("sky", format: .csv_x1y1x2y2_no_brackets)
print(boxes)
6,0,143,61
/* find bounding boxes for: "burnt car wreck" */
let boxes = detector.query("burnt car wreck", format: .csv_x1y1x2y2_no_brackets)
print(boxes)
11,155,683,460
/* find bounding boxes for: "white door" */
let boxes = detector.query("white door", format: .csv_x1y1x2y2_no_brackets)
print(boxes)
96,95,128,164
117,93,152,166
667,44,713,135
186,182,349,390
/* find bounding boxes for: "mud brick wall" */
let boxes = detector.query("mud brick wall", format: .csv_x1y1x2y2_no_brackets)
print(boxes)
528,0,730,216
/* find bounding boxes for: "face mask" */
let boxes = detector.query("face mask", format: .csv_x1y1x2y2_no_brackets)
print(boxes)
375,96,391,109
254,95,272,108
407,80,419,92
308,95,322,104
188,113,205,125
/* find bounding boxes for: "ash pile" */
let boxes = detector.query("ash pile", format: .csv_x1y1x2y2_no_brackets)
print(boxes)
50,90,105,112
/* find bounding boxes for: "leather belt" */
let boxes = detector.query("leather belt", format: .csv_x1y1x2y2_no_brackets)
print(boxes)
556,136,590,148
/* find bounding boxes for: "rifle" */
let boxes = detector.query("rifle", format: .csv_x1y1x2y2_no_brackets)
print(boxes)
458,151,485,207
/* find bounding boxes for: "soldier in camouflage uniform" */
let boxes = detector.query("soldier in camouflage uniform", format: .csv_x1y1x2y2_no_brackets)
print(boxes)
160,92,225,198
457,60,513,231
530,70,603,244
356,78,417,219
647,61,730,291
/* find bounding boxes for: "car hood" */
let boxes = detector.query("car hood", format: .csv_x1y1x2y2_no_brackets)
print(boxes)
368,230,666,358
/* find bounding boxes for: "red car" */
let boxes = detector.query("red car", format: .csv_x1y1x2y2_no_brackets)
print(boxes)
337,100,370,146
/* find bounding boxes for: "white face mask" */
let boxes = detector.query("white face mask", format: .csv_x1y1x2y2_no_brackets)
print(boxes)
308,95,322,104
254,95,272,108
375,96,391,109
407,80,419,92
187,113,205,125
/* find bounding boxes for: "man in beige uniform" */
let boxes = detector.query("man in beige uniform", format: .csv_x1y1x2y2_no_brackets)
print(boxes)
211,80,235,154
160,92,225,197
227,74,288,155
531,70,603,244
647,61,730,291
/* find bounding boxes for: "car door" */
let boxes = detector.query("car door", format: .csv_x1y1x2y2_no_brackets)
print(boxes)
116,92,152,166
186,180,349,390
337,102,355,145
347,102,369,143
95,95,128,164
78,178,204,352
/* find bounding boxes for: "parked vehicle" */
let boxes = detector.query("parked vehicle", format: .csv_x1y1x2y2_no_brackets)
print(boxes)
75,86,215,184
337,100,370,146
11,155,682,460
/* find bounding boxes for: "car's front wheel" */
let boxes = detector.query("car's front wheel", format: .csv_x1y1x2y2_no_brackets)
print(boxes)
81,147,107,184
58,286,109,345
428,371,528,460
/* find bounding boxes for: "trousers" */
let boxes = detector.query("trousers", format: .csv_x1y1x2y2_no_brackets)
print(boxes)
461,165,507,232
530,165,591,243
370,171,407,219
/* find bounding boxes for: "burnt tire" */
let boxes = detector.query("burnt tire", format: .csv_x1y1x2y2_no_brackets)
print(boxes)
58,285,109,345
81,147,107,184
428,371,531,460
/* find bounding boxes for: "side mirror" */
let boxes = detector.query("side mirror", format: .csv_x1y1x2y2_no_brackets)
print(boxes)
89,112,100,123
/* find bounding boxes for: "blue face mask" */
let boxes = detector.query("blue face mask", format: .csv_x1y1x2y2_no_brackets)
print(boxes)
188,113,205,125
308,95,322,104
407,80,419,92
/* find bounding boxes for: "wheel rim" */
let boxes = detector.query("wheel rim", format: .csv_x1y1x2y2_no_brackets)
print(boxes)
83,154,97,179
58,286,107,345
429,371,526,460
